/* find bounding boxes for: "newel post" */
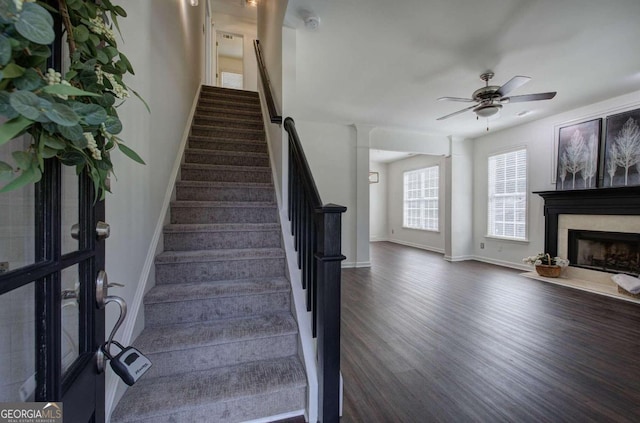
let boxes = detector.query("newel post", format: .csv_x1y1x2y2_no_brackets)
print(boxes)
315,204,346,423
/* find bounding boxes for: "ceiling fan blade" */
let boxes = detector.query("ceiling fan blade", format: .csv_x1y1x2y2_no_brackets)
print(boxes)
496,75,531,97
436,104,477,121
437,96,474,103
502,92,557,103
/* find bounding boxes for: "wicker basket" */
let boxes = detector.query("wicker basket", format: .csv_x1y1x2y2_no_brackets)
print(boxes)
535,264,562,278
617,286,640,299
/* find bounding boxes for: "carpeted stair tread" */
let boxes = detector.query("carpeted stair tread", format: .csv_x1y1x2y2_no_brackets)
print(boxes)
180,163,272,172
192,124,264,135
164,222,280,233
170,200,276,208
189,135,266,146
175,180,272,189
197,98,262,110
135,313,298,354
196,105,262,119
145,277,290,304
110,356,306,423
194,115,264,129
184,148,268,159
156,247,284,264
201,86,259,97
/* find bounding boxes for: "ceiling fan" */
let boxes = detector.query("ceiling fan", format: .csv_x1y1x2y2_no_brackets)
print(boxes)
436,72,557,121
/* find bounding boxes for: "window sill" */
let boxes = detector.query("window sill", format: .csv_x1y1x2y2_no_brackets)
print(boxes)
484,235,529,244
402,226,440,234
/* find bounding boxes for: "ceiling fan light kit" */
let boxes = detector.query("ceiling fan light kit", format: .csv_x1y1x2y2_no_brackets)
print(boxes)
436,71,557,123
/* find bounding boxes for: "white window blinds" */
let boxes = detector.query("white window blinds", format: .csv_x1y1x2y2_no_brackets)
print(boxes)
488,149,527,240
403,166,439,231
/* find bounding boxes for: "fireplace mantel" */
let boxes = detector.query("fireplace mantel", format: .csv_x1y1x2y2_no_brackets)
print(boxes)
535,186,640,257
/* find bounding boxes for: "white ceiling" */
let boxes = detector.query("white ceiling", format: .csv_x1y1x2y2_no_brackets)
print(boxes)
284,0,640,138
370,150,416,163
210,0,256,22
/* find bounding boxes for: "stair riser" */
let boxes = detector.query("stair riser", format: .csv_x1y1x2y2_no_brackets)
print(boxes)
142,335,297,378
164,230,281,251
176,186,274,202
188,139,267,153
181,168,272,183
184,151,269,167
113,387,305,423
170,206,277,224
155,257,285,284
191,127,265,141
198,98,261,111
201,86,258,95
194,116,264,130
145,292,290,325
196,106,262,119
200,93,259,104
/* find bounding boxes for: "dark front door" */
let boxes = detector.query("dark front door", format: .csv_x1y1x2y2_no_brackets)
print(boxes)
0,159,106,422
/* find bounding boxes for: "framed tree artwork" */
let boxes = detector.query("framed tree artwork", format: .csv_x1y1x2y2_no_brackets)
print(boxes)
556,118,602,190
603,108,640,187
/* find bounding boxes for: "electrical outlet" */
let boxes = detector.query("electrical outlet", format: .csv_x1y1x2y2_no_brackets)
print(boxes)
480,242,485,249
0,262,8,274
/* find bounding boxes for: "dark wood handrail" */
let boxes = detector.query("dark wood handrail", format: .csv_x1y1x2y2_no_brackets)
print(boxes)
253,40,282,124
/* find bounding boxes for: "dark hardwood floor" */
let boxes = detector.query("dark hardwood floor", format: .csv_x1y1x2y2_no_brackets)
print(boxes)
340,242,640,422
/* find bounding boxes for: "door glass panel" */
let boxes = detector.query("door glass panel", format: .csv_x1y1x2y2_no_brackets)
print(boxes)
0,136,36,271
0,283,35,402
61,265,80,375
61,166,80,254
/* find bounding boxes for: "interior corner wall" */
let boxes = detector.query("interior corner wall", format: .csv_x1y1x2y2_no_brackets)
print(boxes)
293,121,358,266
257,0,287,204
369,161,388,241
211,13,258,91
106,0,204,416
472,89,640,269
387,155,446,253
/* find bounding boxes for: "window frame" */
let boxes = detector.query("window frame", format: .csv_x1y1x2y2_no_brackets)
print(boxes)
402,165,440,232
486,147,529,242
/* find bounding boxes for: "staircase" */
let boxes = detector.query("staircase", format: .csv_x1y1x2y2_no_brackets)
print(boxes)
111,86,307,423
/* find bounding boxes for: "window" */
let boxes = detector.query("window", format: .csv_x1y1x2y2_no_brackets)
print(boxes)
488,148,527,240
403,166,439,231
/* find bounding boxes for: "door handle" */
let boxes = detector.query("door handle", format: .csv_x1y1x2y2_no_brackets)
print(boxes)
70,221,110,240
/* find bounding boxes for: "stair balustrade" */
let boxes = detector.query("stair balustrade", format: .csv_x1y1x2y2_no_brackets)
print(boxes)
255,39,346,423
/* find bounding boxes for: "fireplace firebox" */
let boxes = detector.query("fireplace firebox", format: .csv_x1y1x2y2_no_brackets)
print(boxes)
568,230,640,276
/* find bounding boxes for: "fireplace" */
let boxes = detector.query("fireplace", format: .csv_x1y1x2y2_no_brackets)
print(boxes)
535,186,640,257
568,230,640,276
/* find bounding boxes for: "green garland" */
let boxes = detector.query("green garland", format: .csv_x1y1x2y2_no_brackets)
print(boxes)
0,0,145,198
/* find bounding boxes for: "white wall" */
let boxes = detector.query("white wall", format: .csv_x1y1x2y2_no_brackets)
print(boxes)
105,0,204,417
369,161,388,241
211,13,258,91
387,155,446,253
472,89,640,269
294,121,358,266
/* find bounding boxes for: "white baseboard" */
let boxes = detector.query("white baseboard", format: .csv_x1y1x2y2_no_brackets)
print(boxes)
471,255,530,271
243,409,306,423
388,239,445,255
444,254,474,262
342,261,371,268
369,237,389,242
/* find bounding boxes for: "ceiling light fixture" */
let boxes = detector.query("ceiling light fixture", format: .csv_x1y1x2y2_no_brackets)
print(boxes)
189,0,198,6
245,0,258,7
474,103,502,118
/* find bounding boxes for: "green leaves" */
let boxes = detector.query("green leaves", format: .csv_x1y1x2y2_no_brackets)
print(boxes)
15,3,55,45
42,84,101,97
0,115,32,145
0,0,144,197
117,142,145,164
10,90,41,120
